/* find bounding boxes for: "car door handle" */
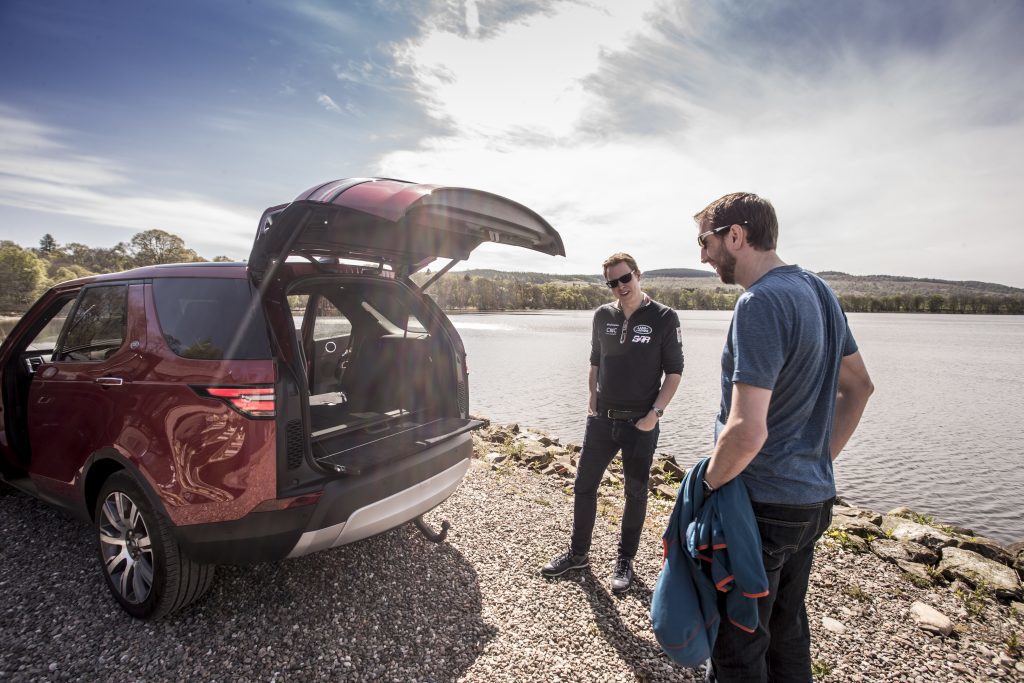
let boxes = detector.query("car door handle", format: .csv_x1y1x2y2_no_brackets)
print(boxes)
95,377,125,386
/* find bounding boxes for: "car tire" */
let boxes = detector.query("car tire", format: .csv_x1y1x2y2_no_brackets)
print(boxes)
94,471,216,619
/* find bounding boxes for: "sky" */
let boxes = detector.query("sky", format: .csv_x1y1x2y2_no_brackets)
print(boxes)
1,0,1023,286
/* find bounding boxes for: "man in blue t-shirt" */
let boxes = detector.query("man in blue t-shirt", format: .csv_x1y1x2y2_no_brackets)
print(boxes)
693,193,874,682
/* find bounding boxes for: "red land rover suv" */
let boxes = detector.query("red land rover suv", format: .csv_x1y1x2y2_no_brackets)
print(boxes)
0,178,563,619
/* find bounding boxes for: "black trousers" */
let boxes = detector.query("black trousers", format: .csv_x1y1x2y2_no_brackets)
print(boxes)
570,414,659,560
709,498,834,683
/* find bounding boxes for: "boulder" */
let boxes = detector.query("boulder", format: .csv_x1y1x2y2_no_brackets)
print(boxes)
486,429,511,443
938,547,1022,599
870,538,939,565
887,506,918,519
523,449,553,468
654,484,678,500
951,536,1015,567
550,455,575,478
909,601,953,636
830,512,882,540
896,560,934,585
833,506,883,526
1010,601,1024,618
881,516,954,550
1007,541,1024,574
485,452,507,465
661,460,687,480
941,523,976,537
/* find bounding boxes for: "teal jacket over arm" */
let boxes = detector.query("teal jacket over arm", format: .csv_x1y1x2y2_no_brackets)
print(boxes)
650,458,769,668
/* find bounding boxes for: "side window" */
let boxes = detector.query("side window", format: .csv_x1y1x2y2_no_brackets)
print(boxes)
153,278,272,360
25,297,77,356
57,286,128,362
312,299,352,341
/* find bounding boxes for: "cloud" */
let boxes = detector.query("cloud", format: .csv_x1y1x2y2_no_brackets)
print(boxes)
0,106,254,256
377,1,1024,287
316,93,343,113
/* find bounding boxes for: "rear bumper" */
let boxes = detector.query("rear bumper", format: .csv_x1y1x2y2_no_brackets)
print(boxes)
175,432,473,564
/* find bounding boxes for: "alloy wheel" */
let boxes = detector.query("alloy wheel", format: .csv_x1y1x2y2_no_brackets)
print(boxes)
98,491,154,604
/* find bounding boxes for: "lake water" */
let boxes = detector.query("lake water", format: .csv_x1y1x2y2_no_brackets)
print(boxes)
452,311,1024,544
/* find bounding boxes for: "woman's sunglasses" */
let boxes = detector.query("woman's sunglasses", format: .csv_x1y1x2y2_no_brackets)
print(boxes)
606,271,635,289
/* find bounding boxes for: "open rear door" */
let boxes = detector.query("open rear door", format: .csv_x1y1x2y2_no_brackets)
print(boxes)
248,178,564,281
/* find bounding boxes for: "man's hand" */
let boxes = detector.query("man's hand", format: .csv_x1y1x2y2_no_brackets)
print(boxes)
635,410,659,432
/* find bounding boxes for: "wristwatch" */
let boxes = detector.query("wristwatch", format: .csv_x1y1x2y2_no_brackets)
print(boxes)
652,406,664,418
702,478,716,495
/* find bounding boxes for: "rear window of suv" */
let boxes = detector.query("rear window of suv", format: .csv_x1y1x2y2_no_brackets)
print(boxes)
153,278,272,360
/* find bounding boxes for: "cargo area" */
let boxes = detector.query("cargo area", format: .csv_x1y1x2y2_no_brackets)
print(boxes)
285,275,476,475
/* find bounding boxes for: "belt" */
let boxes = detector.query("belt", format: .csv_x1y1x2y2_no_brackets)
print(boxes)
605,408,648,420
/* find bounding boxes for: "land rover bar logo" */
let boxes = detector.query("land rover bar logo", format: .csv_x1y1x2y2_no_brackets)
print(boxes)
633,324,652,335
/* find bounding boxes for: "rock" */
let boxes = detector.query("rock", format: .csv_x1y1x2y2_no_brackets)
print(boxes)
887,506,918,519
909,601,953,636
834,495,847,506
830,513,882,540
938,547,1022,599
1010,601,1024,618
1007,541,1024,574
538,435,557,447
895,560,933,584
941,523,976,537
654,484,678,500
522,448,553,468
484,452,507,465
661,460,686,480
833,506,883,526
870,538,939,565
821,616,846,634
550,456,575,478
952,536,1015,567
654,452,678,465
881,517,954,550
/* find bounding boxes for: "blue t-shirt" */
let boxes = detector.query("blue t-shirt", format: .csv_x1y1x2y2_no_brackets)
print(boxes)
715,265,858,504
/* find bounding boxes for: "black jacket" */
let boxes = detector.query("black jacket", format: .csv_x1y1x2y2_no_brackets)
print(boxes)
590,297,683,411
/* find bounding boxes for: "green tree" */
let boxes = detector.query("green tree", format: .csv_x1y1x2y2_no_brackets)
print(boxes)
38,233,58,255
0,245,49,312
128,229,203,266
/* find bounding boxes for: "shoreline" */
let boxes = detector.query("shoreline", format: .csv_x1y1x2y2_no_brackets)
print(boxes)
471,419,1024,678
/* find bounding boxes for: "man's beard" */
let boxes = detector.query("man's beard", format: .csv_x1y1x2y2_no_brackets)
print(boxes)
716,250,737,285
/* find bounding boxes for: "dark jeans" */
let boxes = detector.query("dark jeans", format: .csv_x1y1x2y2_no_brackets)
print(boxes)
570,414,659,560
710,497,834,683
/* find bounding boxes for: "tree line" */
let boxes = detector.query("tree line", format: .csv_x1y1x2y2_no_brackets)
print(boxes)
0,231,231,314
416,273,1024,314
2,231,1020,315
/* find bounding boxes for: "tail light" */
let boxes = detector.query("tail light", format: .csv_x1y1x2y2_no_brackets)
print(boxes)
194,386,275,418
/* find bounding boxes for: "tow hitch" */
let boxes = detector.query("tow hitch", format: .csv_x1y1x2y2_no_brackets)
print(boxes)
413,515,450,543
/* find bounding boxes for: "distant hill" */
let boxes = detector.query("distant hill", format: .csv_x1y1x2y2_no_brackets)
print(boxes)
815,271,1024,298
442,267,1024,314
454,267,1022,299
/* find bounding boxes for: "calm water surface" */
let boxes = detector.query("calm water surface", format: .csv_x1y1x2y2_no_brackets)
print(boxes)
453,311,1024,544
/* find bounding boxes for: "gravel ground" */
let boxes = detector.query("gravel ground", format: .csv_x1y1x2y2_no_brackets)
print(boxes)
2,450,1022,682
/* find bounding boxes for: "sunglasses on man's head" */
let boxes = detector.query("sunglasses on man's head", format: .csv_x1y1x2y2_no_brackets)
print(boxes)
697,220,748,249
606,271,635,288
